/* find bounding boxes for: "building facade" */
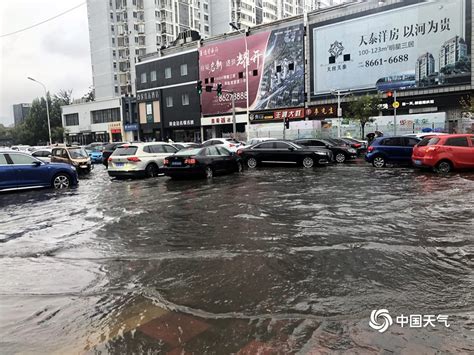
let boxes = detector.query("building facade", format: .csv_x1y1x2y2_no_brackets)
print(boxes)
87,0,210,99
136,42,201,142
13,104,31,127
62,97,138,144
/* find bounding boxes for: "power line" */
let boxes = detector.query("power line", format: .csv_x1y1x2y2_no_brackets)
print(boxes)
0,2,86,38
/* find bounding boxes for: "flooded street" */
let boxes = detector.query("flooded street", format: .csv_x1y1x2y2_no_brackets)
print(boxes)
1,163,473,354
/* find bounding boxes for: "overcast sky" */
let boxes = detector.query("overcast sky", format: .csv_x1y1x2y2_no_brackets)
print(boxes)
0,0,92,126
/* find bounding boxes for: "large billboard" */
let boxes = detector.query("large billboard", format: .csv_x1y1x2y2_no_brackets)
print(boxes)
200,23,304,115
311,0,471,95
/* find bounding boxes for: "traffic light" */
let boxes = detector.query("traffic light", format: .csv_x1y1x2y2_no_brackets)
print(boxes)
386,91,394,106
284,117,290,129
197,80,202,95
216,83,222,97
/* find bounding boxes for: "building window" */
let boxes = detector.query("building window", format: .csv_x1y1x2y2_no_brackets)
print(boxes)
114,86,119,93
181,93,189,106
151,70,157,81
64,113,79,126
140,72,147,83
91,108,121,124
180,64,188,76
166,96,173,107
165,67,171,79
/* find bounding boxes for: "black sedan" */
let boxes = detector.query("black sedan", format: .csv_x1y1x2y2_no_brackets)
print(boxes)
102,142,128,167
162,146,243,179
237,140,332,168
294,138,357,163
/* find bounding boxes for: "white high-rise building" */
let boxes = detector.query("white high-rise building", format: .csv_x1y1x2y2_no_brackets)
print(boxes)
209,0,342,35
87,0,342,99
87,0,211,99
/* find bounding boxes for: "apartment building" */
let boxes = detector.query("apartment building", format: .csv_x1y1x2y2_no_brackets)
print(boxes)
87,0,210,99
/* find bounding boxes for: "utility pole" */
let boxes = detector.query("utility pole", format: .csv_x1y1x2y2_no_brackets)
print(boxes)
393,90,397,136
27,77,52,145
331,89,350,137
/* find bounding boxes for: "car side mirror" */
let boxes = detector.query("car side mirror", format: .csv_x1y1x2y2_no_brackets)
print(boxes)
288,147,295,151
32,161,41,166
48,155,52,158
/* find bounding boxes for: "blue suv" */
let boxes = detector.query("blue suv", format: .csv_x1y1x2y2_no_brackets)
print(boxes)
365,136,420,168
0,151,79,191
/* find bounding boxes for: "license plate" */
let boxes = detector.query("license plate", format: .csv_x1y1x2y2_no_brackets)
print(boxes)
414,160,422,166
80,165,88,168
114,162,124,167
171,161,182,166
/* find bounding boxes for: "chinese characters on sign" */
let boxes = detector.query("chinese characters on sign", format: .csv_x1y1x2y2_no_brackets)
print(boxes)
306,105,338,118
273,109,304,120
169,120,195,127
359,18,451,47
137,89,160,102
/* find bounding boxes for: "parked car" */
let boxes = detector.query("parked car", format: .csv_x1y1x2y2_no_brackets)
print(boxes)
163,146,243,179
404,132,447,139
172,142,201,150
11,145,32,152
51,146,92,174
365,136,420,168
85,147,103,164
31,148,52,163
244,137,276,147
102,142,128,167
201,138,245,152
325,138,350,147
84,142,106,151
339,137,368,155
294,138,356,163
412,134,474,173
0,151,78,191
237,140,332,168
107,142,178,178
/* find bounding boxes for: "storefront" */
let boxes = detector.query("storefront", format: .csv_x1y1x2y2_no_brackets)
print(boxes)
201,114,247,140
137,89,162,141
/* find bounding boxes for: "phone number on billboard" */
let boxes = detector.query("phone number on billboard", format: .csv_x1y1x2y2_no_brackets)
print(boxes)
217,92,248,102
365,54,409,67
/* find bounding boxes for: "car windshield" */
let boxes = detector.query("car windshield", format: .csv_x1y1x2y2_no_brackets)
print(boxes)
68,148,88,158
113,146,138,156
174,148,203,156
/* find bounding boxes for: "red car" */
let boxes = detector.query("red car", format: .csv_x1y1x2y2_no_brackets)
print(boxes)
412,134,474,173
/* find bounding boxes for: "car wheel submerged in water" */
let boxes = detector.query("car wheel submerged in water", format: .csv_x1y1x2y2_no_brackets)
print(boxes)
335,153,346,163
247,157,258,169
145,163,159,177
52,174,71,189
302,156,314,168
372,156,386,168
436,160,452,174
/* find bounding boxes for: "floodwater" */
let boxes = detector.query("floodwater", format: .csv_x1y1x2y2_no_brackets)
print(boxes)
1,163,473,354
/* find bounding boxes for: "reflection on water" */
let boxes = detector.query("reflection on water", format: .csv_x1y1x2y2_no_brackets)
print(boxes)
0,164,473,353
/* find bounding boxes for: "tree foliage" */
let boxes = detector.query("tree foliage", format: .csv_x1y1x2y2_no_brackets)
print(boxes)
346,94,382,138
11,90,72,145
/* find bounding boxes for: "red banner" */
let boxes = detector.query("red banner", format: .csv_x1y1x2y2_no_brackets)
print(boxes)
199,32,270,115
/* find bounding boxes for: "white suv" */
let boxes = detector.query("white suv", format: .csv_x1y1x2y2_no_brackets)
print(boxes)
107,142,178,178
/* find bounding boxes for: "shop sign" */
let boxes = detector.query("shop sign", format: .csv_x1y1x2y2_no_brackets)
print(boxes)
169,120,195,127
136,89,160,102
306,105,338,119
124,124,138,131
273,108,304,119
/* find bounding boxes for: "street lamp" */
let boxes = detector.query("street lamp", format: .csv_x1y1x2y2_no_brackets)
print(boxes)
28,77,52,145
330,89,351,138
230,22,250,140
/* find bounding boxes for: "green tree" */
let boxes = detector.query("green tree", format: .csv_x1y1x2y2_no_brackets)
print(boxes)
346,94,382,138
460,95,473,115
11,89,72,145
